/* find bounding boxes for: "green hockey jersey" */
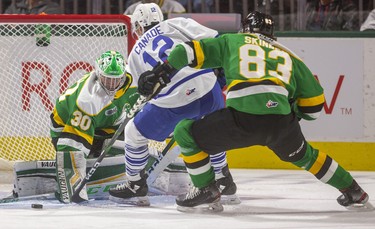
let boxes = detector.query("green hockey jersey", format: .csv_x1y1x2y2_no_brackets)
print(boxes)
168,33,325,120
50,72,138,155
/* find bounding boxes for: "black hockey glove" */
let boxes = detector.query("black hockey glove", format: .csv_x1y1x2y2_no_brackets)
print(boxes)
138,62,175,97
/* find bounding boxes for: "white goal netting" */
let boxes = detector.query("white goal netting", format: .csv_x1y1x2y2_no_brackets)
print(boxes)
0,15,135,164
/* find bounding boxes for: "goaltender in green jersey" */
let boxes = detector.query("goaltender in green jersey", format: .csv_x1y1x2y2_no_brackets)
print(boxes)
50,51,137,203
137,11,371,212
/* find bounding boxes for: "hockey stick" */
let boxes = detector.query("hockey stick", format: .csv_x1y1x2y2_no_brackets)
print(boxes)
255,33,301,60
146,137,181,184
0,193,56,205
71,94,152,203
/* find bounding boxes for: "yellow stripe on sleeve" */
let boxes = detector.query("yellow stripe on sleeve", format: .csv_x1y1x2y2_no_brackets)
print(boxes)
192,40,204,69
298,94,325,107
52,108,65,126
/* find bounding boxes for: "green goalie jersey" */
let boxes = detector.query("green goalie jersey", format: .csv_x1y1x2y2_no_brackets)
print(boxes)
168,33,325,120
50,72,138,155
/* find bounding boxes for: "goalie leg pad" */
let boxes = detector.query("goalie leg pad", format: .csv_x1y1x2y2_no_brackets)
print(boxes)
12,160,57,198
56,151,88,203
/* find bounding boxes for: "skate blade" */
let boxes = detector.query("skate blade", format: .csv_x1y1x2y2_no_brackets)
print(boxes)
346,201,374,211
220,194,241,205
109,196,150,206
177,201,223,213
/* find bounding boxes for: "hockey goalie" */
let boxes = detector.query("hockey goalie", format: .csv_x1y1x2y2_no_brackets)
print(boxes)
11,50,189,202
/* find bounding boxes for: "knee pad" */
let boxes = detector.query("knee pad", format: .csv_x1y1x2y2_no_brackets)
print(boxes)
274,140,307,163
174,119,199,152
124,118,148,147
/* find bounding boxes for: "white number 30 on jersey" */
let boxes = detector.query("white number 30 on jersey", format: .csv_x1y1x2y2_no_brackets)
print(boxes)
71,110,91,131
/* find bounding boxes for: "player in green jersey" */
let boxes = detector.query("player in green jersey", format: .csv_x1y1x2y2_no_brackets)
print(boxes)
50,51,136,203
137,11,371,212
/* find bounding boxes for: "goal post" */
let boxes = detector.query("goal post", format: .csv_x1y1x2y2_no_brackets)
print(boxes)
0,14,136,162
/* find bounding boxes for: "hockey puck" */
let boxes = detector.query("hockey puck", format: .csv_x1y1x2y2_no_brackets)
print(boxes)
31,204,43,209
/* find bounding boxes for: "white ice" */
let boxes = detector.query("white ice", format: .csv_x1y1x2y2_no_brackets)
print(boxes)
0,169,374,229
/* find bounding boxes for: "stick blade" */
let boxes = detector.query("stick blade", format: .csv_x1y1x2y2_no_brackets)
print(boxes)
71,192,87,203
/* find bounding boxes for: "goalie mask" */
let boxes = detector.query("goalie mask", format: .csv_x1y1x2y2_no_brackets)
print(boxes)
131,3,164,37
95,51,126,96
241,11,275,40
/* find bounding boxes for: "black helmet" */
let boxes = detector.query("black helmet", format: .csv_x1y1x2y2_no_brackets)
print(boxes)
241,11,275,39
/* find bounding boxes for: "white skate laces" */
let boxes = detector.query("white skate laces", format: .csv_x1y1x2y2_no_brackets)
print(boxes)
185,186,201,199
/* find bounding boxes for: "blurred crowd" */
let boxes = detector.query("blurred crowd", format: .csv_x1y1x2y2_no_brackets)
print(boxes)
1,0,375,31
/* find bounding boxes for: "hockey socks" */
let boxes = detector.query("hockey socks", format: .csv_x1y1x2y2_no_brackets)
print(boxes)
293,144,371,209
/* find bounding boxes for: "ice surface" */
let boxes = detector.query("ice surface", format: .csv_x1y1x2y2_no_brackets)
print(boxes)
0,169,374,229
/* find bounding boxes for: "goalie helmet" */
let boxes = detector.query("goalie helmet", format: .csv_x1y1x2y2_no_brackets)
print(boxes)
131,3,164,37
95,51,126,96
241,11,275,40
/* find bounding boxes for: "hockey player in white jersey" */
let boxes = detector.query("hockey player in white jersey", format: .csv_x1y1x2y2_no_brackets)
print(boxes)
109,3,239,206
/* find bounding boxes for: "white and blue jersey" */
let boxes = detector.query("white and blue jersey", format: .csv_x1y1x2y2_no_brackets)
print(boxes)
126,17,224,140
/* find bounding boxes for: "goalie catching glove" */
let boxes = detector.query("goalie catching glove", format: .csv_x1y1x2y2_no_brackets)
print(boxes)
137,62,176,97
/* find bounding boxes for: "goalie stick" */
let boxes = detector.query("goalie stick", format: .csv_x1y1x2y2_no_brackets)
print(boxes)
71,94,152,203
0,193,56,205
0,181,115,205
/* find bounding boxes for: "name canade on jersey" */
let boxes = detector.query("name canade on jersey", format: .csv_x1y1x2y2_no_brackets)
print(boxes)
133,25,163,55
50,72,137,154
184,33,324,117
127,17,219,109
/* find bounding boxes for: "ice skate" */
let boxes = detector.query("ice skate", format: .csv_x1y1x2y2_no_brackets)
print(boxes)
337,179,373,211
176,182,223,213
109,177,149,206
216,165,241,205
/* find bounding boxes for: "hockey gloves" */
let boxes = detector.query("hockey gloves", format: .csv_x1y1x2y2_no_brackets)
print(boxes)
138,62,175,97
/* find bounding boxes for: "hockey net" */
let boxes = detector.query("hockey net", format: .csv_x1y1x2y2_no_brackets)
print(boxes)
0,14,138,167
